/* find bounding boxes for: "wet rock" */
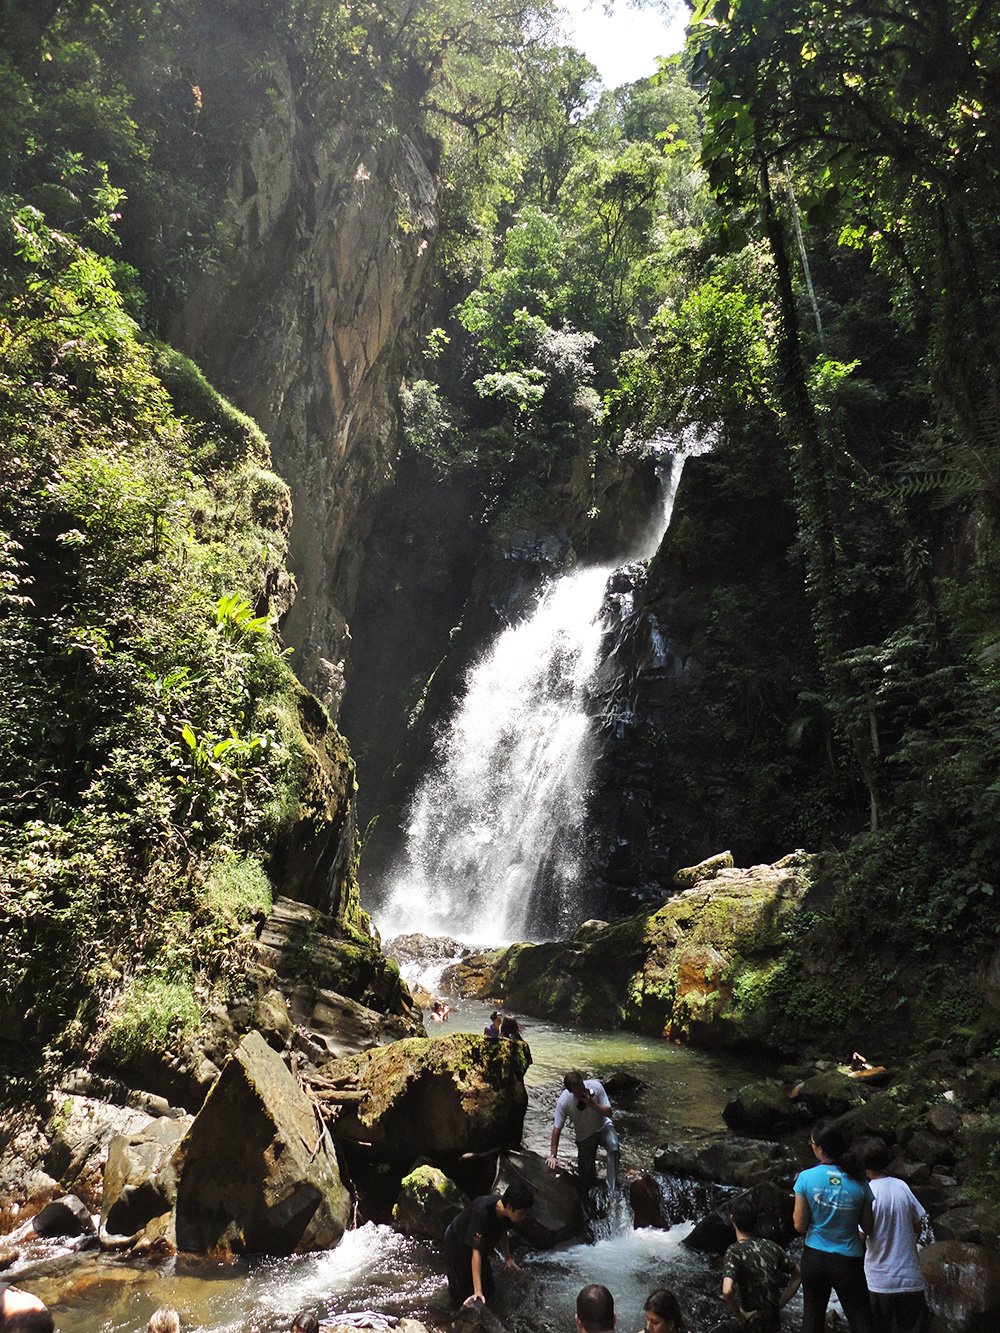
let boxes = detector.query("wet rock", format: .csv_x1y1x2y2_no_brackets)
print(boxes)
791,1071,865,1119
683,1181,793,1254
325,1323,434,1333
31,1195,95,1238
102,1114,192,1239
392,1165,466,1241
387,933,469,968
672,851,735,889
440,948,506,1000
833,1088,905,1143
173,1031,351,1255
653,1135,798,1189
932,1204,1000,1246
493,1149,584,1249
630,1173,669,1228
603,1071,646,1095
324,1033,529,1161
920,1240,1000,1329
722,1082,799,1135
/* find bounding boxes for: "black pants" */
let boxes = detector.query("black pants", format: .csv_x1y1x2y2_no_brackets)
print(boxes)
869,1290,929,1333
801,1246,874,1333
442,1234,495,1305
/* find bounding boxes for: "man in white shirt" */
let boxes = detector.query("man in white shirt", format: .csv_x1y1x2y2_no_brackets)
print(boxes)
547,1070,619,1193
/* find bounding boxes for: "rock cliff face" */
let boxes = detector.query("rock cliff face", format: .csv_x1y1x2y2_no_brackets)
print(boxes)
170,58,439,718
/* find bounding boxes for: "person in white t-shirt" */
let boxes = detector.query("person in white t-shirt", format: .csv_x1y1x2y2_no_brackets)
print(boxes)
547,1070,619,1193
855,1136,929,1333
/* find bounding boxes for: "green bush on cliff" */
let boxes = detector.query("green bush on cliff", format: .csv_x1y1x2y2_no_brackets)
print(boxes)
0,193,333,1072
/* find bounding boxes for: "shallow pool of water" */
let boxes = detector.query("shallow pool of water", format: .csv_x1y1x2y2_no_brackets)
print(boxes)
16,1006,778,1332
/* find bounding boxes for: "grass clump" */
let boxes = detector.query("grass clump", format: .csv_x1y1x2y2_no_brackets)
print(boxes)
204,851,273,924
101,975,202,1062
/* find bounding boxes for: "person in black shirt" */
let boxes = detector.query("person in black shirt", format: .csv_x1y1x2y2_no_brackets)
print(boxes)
442,1181,534,1306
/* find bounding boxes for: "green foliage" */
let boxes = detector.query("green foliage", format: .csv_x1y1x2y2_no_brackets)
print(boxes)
101,974,202,1062
204,851,273,924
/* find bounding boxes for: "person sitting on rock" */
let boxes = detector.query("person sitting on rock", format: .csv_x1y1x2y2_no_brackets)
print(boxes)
576,1283,615,1333
854,1136,929,1333
547,1070,619,1194
289,1313,320,1333
442,1180,534,1307
146,1309,181,1333
484,1010,502,1038
500,1014,524,1041
719,1193,800,1331
0,1283,54,1332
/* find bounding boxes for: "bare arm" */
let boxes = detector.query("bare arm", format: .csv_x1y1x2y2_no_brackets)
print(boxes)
547,1124,561,1169
860,1199,874,1236
793,1192,811,1236
721,1276,741,1318
463,1248,485,1306
501,1232,520,1271
779,1265,801,1308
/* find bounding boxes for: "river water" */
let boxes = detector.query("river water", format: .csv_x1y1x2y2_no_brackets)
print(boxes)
17,1003,780,1333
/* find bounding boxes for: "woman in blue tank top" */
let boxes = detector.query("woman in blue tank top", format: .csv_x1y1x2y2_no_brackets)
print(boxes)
793,1118,875,1332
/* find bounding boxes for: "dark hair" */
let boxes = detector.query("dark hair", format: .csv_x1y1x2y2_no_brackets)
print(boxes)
576,1284,614,1332
500,1016,522,1039
811,1119,865,1180
501,1181,534,1211
490,1010,501,1022
853,1135,892,1173
4,1316,55,1333
564,1070,586,1091
290,1314,320,1333
729,1193,758,1234
644,1289,682,1327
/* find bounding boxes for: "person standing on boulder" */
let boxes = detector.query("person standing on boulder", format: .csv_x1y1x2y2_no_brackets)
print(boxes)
442,1181,534,1307
547,1070,619,1194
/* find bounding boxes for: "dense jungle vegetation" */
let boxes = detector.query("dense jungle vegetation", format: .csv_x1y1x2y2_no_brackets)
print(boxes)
1,0,999,1081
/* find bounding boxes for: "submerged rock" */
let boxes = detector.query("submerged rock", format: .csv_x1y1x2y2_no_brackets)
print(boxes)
173,1031,351,1256
324,1033,529,1161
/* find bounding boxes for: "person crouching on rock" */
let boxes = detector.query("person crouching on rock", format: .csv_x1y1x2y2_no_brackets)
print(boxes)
442,1180,534,1307
0,1284,53,1333
548,1070,619,1194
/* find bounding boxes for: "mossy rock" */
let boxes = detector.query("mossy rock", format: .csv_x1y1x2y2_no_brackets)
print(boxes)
324,1033,531,1161
793,1071,867,1119
723,1081,801,1135
392,1165,466,1240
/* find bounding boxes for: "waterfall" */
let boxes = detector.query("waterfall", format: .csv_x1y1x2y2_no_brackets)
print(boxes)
375,453,684,945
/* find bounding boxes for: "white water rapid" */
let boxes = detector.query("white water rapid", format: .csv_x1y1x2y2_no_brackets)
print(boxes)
376,453,684,946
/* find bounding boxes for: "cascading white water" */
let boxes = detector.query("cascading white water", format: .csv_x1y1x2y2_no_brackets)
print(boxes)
376,452,684,945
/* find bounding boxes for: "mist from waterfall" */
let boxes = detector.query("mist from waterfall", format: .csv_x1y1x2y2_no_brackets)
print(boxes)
375,453,684,945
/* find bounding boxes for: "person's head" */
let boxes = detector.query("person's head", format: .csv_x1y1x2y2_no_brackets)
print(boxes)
0,1288,54,1333
490,1010,501,1024
289,1313,320,1333
564,1071,586,1095
853,1135,892,1176
147,1310,181,1333
643,1289,682,1333
810,1118,864,1179
500,1015,520,1037
499,1180,534,1222
575,1283,615,1333
729,1193,758,1237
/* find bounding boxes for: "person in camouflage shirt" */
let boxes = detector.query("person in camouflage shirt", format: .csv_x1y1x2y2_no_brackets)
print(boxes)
721,1195,801,1331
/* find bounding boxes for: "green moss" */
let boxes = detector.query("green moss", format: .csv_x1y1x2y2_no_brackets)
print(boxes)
101,974,202,1061
151,343,269,469
204,851,272,923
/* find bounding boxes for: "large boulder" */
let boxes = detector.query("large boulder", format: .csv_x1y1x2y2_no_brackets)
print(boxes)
461,855,814,1042
920,1240,1000,1330
722,1082,800,1135
101,1114,192,1241
791,1071,865,1119
684,1181,794,1255
653,1135,798,1189
392,1165,466,1240
493,1149,585,1249
285,984,418,1060
173,1031,351,1256
43,1093,151,1207
323,1033,530,1161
